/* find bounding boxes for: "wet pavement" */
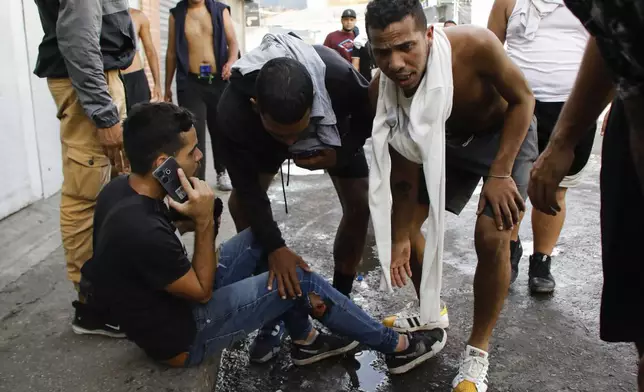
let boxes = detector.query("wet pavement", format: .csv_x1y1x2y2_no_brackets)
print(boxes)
215,138,639,392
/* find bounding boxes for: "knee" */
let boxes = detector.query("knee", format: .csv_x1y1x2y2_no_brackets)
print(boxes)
342,195,370,227
297,269,331,296
475,220,511,261
308,293,327,319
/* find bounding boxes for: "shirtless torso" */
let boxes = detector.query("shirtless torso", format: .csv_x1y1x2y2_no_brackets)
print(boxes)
185,5,217,74
446,27,510,137
365,5,536,391
123,8,145,74
369,23,533,178
370,25,526,141
122,8,161,102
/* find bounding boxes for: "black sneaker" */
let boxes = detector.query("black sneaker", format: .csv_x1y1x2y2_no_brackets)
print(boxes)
249,321,286,363
291,333,359,366
528,253,556,294
510,238,523,284
386,328,447,375
71,301,125,338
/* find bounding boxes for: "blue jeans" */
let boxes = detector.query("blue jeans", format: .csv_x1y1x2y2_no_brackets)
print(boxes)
185,229,399,366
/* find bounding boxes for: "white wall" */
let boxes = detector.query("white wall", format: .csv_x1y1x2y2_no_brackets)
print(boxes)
223,0,247,53
22,0,63,199
0,1,62,220
472,0,494,26
0,1,44,219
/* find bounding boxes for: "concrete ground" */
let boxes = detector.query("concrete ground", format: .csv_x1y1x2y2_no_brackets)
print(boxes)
214,132,640,392
1,127,639,392
0,164,234,392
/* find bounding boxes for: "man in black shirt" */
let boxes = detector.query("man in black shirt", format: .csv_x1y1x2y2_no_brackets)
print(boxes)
81,102,445,372
218,44,373,362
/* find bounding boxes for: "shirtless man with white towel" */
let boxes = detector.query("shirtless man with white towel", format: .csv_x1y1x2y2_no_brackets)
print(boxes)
365,0,536,390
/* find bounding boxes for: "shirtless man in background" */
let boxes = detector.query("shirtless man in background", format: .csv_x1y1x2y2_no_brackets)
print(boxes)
165,0,239,188
366,0,536,390
122,7,162,109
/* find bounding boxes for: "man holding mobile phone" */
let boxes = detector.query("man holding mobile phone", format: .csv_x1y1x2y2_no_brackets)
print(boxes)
218,45,373,363
80,102,445,373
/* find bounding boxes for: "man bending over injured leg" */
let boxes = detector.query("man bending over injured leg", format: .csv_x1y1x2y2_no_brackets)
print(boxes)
365,0,537,390
80,102,446,374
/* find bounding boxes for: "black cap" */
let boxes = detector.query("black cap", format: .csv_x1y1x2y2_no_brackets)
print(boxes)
342,9,357,18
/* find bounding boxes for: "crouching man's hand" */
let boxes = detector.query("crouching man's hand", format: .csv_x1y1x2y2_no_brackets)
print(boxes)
167,168,215,229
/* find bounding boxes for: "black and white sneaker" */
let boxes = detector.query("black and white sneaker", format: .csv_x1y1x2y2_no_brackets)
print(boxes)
71,301,125,338
528,253,555,294
386,328,447,375
291,333,359,366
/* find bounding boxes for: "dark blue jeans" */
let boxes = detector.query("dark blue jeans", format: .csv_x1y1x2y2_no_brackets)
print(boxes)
185,229,399,366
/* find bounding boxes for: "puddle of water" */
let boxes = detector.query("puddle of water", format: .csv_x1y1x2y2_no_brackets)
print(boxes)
349,350,388,392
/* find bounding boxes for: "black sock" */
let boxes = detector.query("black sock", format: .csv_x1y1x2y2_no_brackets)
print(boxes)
332,271,355,298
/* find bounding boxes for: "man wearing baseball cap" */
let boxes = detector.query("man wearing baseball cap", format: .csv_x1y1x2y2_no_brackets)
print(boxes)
323,9,360,70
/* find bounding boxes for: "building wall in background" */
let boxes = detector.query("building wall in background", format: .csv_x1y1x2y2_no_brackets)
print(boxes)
0,0,245,220
0,0,58,220
472,0,493,26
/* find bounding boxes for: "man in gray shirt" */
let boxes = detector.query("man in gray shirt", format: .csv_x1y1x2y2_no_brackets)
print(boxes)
34,0,135,337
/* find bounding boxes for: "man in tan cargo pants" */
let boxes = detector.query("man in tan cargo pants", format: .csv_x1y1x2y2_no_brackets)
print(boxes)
34,0,136,337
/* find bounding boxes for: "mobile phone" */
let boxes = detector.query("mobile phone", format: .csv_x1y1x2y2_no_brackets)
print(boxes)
152,157,188,203
292,150,322,159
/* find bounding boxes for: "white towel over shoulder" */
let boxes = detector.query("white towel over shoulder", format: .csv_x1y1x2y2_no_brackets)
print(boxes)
369,28,453,325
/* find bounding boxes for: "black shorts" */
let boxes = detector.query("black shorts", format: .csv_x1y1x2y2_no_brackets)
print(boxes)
122,69,151,112
418,117,539,218
535,100,596,183
257,147,369,179
599,98,644,344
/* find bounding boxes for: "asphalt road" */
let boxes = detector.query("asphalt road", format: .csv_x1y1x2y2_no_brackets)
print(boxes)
215,135,639,392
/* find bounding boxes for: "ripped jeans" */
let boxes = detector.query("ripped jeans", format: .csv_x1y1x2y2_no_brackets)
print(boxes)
185,229,399,366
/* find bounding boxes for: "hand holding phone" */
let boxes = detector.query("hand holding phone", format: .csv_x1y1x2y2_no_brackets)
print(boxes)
166,169,215,226
153,157,189,203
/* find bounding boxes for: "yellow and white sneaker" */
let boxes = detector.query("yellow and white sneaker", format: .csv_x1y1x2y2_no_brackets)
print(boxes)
452,345,489,392
382,301,449,332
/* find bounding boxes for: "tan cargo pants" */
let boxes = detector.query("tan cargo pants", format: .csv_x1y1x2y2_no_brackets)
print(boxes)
47,70,126,284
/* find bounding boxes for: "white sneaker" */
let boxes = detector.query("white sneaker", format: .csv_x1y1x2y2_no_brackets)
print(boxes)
452,345,489,392
216,171,233,191
382,301,449,332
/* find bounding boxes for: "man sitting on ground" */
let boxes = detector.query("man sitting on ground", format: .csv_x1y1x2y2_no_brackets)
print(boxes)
365,0,536,390
79,102,445,372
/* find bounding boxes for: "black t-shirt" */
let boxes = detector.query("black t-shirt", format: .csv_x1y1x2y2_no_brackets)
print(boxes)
81,176,196,361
